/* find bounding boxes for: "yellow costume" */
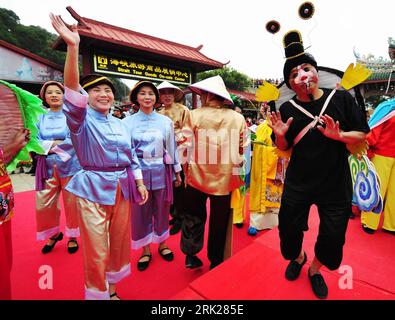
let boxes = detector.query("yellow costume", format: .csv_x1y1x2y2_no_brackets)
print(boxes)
157,102,191,149
249,120,287,231
231,131,251,225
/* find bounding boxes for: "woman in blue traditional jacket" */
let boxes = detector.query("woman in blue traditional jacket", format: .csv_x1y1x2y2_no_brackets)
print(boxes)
124,81,182,271
35,81,81,254
50,13,148,300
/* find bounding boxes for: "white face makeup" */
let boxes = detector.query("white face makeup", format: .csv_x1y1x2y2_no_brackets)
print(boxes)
289,63,319,96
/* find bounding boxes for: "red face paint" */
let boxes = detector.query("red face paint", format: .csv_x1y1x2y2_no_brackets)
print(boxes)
289,63,319,97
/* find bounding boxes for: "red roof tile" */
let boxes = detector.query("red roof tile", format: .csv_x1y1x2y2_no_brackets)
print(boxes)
0,39,63,71
53,7,225,72
228,89,257,102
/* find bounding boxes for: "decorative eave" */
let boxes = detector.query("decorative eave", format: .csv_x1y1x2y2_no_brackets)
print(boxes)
52,6,225,72
0,39,63,71
354,47,394,84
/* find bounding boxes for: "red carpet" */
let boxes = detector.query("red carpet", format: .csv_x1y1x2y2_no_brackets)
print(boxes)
173,206,395,300
255,207,395,295
10,190,255,300
10,191,395,300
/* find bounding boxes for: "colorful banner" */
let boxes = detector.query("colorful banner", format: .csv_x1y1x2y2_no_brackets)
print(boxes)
93,52,191,85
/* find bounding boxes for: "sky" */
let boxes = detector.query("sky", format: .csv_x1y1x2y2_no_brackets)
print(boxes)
1,0,394,80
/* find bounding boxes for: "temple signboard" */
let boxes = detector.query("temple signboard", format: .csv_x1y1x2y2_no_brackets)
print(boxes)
93,52,191,85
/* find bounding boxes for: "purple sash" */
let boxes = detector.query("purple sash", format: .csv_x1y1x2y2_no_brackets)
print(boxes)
83,166,126,172
127,166,144,204
128,152,174,204
35,155,49,191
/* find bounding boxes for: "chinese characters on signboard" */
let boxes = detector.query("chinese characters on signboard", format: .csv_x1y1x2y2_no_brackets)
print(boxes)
93,52,191,85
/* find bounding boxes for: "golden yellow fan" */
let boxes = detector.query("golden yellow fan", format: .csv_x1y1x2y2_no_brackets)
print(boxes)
340,63,372,90
256,81,280,102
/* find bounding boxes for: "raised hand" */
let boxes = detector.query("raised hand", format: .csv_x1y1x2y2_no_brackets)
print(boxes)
49,13,80,47
267,111,293,138
317,114,342,141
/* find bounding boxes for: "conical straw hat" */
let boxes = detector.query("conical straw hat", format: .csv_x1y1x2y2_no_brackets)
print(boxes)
157,81,184,101
188,75,233,105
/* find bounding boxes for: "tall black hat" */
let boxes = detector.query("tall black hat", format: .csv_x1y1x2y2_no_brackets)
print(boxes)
283,30,317,88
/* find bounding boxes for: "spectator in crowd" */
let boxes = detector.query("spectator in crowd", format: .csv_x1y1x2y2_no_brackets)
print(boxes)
157,81,190,235
112,106,125,119
35,80,81,255
124,81,181,271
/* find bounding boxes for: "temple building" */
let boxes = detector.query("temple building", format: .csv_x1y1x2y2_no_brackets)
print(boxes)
0,39,63,94
356,37,395,98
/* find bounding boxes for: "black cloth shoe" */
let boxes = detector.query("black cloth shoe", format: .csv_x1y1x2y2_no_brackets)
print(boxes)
42,232,63,254
285,252,307,281
158,247,174,261
308,272,328,299
185,255,203,269
170,222,182,235
137,254,152,271
362,224,375,234
67,239,79,254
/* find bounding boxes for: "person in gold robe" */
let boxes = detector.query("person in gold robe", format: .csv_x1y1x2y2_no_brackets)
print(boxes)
180,75,249,270
157,81,190,235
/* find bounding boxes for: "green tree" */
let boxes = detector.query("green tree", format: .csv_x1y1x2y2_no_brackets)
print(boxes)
197,66,251,91
0,7,20,44
0,7,66,65
109,77,131,101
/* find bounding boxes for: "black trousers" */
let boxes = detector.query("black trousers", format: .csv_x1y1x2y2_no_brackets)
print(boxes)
170,170,185,225
180,186,231,267
278,198,350,270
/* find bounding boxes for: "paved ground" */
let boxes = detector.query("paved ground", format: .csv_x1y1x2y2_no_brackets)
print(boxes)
9,171,35,193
